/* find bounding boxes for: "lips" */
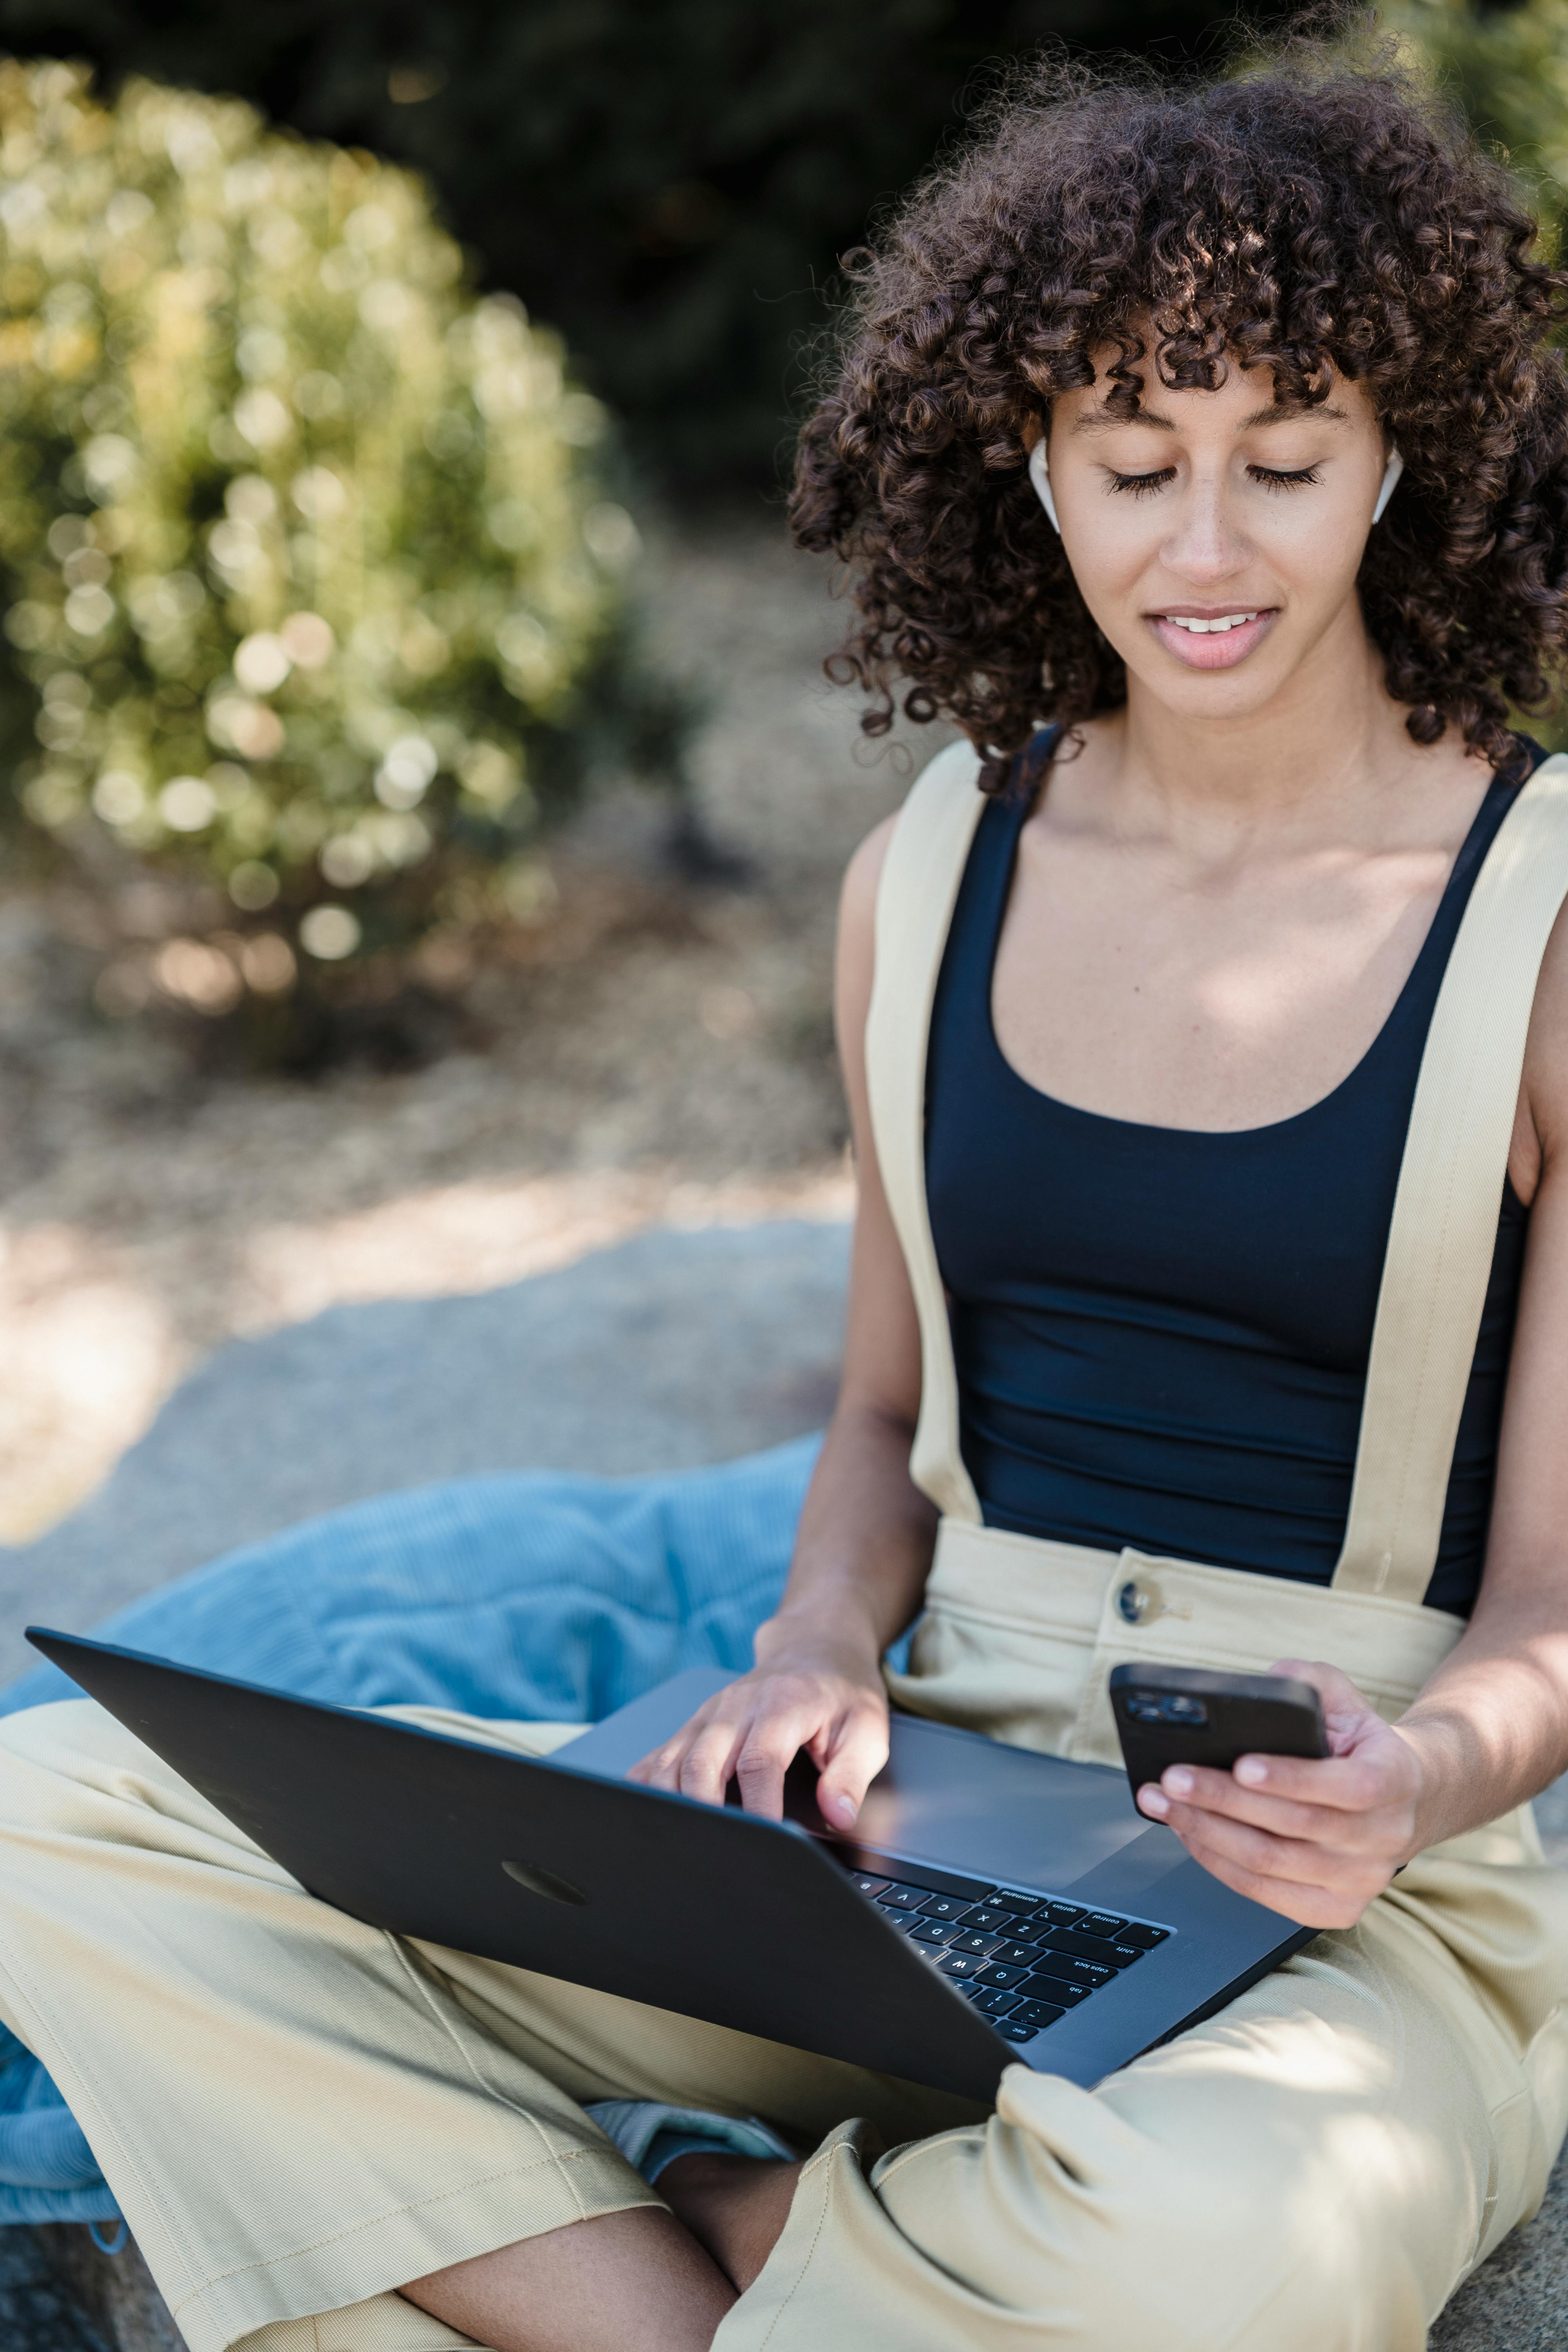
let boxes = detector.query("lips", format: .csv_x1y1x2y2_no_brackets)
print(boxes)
1147,608,1278,671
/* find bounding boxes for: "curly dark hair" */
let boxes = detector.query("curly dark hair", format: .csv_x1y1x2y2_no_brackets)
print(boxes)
789,35,1568,782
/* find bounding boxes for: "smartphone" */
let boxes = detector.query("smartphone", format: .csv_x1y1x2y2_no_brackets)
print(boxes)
1109,1662,1328,1812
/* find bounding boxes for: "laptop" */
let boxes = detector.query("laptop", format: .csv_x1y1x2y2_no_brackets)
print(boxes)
25,1630,1312,2100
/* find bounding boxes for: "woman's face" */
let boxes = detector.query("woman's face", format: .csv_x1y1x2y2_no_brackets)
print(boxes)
1043,355,1391,722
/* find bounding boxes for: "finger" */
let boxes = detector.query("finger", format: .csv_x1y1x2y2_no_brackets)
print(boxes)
733,1708,823,1819
630,1696,732,1789
1173,1838,1368,1931
1157,1764,1404,1847
1269,1657,1378,1743
676,1713,753,1808
1142,1775,1378,1848
1161,1754,1393,1818
1164,1801,1386,1900
813,1700,890,1831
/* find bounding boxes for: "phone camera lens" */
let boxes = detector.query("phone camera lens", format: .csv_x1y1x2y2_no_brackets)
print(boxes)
1127,1695,1165,1722
1161,1695,1208,1725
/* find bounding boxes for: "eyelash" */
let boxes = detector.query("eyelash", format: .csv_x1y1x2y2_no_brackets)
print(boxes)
1106,464,1323,498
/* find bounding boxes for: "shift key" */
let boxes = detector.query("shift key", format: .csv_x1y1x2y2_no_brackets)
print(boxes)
1027,1949,1115,1989
1041,1927,1137,1969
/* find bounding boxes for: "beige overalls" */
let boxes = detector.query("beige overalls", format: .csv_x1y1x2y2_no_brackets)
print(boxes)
3,741,1568,2352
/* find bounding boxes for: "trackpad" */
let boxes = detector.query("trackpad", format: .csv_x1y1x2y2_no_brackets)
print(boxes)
789,1715,1152,1890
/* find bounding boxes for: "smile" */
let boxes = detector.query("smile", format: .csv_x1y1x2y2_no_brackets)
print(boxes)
1146,607,1278,671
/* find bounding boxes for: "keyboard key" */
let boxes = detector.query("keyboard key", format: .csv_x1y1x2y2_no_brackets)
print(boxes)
909,1918,960,1947
1027,1949,1115,1989
990,1941,1042,1969
1041,1926,1133,1968
993,1890,1045,1913
970,1986,1023,2016
876,1882,937,1912
956,1904,1016,1934
1040,1901,1086,1928
974,1962,1031,1990
1020,1972,1091,2007
948,1931,1003,1958
850,1873,893,1897
1102,1944,1147,1968
938,1951,987,1980
1011,1999,1066,2031
917,1893,969,1920
996,2022,1037,2042
1114,1922,1170,1950
1077,1914,1129,1939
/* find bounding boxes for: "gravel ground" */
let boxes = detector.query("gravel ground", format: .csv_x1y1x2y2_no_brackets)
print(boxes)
0,508,922,1541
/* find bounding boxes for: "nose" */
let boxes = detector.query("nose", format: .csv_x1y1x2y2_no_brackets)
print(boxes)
1160,472,1250,585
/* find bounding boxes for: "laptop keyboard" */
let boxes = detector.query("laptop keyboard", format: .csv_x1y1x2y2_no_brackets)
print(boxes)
848,1866,1172,2044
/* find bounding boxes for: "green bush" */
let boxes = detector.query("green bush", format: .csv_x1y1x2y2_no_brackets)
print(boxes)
0,58,681,1035
1380,0,1568,250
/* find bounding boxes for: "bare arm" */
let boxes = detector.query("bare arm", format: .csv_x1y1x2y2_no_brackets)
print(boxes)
632,816,938,1827
1140,902,1568,1924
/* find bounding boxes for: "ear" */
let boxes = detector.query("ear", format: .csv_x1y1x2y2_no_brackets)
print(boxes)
1027,435,1060,533
1371,446,1404,526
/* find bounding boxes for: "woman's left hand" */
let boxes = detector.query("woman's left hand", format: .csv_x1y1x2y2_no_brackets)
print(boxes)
1134,1660,1428,1930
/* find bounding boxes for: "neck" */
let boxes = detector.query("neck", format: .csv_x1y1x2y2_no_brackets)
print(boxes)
1108,601,1424,848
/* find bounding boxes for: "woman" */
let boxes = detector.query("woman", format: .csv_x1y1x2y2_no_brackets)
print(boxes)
5,41,1568,2352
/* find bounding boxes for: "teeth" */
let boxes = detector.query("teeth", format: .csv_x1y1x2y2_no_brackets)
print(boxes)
1167,613,1258,633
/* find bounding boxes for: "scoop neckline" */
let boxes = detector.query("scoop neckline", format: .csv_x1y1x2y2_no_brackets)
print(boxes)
981,763,1516,1144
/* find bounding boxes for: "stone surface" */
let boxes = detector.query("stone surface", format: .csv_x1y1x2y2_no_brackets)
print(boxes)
1433,2148,1568,2349
27,2231,180,2352
0,2228,106,2352
0,1217,849,1690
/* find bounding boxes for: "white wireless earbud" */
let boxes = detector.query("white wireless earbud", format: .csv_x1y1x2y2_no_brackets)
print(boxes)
1028,434,1059,532
1372,446,1404,526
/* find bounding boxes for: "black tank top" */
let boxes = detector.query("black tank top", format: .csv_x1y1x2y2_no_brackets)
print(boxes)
924,736,1537,1615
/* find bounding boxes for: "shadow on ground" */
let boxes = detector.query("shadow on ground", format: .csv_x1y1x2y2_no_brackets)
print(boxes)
0,1218,849,1690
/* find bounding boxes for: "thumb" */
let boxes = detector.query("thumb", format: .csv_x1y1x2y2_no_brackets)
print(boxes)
1270,1657,1377,1746
815,1703,891,1833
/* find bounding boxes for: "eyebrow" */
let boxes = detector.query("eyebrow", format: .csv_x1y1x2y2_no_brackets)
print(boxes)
1069,401,1349,435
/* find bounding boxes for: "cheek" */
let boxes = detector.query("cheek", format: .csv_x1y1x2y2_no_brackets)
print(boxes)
1249,492,1368,598
1056,506,1160,625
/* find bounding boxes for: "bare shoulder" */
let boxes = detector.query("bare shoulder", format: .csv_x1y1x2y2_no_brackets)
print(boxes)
841,810,898,923
835,812,899,1030
1519,887,1568,1202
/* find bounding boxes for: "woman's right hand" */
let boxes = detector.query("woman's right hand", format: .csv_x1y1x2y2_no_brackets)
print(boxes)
628,1626,891,1833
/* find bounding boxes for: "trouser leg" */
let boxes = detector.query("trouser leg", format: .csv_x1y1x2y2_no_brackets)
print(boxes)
5,1699,1566,2352
0,1701,971,2352
719,1854,1568,2352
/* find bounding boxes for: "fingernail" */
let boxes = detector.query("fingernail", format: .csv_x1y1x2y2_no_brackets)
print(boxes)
827,1795,857,1828
1235,1757,1267,1786
1139,1785,1170,1817
1165,1768,1193,1797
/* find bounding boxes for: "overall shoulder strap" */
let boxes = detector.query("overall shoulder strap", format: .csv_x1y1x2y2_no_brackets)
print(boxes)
1333,754,1568,1600
865,737,988,1523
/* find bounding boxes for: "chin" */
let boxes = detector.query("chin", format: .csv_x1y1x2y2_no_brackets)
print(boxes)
1132,662,1289,724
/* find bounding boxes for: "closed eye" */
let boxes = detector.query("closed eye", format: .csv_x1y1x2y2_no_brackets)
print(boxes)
1104,461,1323,498
1248,464,1321,491
1107,468,1177,498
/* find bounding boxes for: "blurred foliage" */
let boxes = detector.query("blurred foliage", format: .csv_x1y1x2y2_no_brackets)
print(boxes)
1381,0,1568,249
0,0,1300,487
0,59,684,1052
1372,0,1568,750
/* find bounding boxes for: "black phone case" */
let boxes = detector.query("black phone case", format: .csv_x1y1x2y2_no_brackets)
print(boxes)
1109,1662,1328,1810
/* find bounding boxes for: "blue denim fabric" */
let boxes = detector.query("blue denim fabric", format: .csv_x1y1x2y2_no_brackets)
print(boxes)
0,1437,818,2223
